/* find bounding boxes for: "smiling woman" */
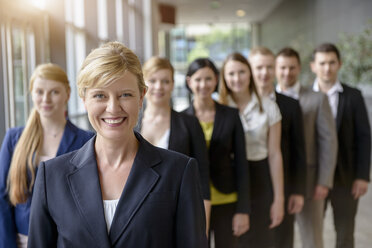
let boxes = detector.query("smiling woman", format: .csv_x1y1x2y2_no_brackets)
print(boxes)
27,42,208,248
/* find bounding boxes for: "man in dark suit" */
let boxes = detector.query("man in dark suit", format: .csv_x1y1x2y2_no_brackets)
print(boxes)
249,47,307,248
276,47,338,248
311,43,371,248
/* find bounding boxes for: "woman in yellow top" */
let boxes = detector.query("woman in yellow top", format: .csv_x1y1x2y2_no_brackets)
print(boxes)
183,58,250,248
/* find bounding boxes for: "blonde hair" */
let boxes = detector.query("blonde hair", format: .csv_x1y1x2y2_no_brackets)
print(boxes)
77,41,146,98
142,56,174,81
8,63,70,205
219,52,263,112
248,46,275,60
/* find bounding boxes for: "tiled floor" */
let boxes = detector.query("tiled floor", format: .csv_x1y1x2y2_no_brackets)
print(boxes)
294,184,372,248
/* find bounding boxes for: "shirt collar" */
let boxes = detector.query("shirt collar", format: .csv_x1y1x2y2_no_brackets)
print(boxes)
269,90,276,101
276,81,301,99
313,79,343,95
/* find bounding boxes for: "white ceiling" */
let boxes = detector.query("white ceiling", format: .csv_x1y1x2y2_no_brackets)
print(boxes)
158,0,283,24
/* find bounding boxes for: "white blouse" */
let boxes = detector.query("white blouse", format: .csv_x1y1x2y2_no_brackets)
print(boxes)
103,199,119,232
229,93,281,161
155,128,170,149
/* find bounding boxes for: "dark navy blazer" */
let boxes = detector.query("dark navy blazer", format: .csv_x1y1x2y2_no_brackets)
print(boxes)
27,132,207,248
183,101,250,214
0,120,93,248
137,109,210,200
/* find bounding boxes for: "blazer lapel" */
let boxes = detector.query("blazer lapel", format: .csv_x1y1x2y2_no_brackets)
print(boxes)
109,133,160,245
168,109,178,150
57,120,77,155
336,90,345,131
211,102,224,147
67,137,111,248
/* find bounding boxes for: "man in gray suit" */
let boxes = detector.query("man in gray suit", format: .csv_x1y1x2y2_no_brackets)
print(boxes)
275,47,338,248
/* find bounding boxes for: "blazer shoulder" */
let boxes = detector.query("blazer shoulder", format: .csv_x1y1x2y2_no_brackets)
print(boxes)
66,120,94,140
172,109,200,125
43,149,80,173
215,101,239,115
341,83,363,96
276,92,300,105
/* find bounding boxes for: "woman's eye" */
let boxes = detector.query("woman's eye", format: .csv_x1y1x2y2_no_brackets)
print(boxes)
93,94,105,99
121,93,132,97
148,79,156,84
51,90,59,94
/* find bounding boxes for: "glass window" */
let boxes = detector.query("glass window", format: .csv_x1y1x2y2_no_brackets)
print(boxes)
97,0,108,40
167,23,252,110
11,27,27,127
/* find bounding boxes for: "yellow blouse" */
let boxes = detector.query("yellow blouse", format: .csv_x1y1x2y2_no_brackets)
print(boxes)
199,121,237,206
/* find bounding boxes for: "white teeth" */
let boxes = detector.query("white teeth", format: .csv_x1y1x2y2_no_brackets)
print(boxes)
104,118,124,124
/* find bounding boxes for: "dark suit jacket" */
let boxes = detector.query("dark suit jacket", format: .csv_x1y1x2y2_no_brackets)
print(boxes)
334,83,371,187
275,92,306,196
183,102,250,213
136,109,210,199
0,120,93,248
28,132,207,248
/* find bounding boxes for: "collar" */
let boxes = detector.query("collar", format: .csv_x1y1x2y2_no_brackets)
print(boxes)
313,79,343,95
269,91,276,101
276,81,301,99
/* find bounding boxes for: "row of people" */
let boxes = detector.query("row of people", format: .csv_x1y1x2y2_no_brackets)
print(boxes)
0,41,370,248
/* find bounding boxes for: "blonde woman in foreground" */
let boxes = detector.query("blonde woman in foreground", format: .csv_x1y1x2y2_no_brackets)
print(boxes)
27,42,207,248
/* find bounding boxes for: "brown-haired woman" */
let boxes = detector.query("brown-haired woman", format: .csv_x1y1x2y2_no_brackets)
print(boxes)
220,52,284,247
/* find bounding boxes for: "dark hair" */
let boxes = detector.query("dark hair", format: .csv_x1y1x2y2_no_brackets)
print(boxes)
276,47,301,65
219,52,263,112
312,43,341,61
185,58,219,92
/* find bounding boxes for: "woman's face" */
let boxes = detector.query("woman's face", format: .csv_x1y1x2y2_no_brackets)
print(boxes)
31,77,69,119
223,60,251,94
83,71,145,141
187,67,217,100
145,69,174,106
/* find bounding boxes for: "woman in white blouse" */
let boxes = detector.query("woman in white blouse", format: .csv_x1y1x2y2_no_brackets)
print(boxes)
219,52,284,248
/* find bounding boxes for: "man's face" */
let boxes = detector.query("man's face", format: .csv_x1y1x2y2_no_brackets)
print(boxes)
250,54,275,90
275,55,301,89
311,52,341,85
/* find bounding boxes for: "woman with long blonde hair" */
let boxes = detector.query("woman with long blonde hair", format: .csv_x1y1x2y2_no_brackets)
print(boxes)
0,63,93,248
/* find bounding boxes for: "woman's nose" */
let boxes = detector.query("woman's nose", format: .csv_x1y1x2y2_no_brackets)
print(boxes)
42,92,51,102
106,97,122,113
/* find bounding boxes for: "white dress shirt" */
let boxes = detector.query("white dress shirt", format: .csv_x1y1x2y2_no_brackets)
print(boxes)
275,81,301,100
229,93,282,161
313,80,343,118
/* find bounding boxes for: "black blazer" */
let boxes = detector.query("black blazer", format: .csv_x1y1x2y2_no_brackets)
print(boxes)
335,83,371,186
28,133,207,248
275,92,307,196
183,101,250,213
136,109,210,199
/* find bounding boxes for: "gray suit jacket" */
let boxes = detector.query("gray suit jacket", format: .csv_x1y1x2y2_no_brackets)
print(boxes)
298,86,338,197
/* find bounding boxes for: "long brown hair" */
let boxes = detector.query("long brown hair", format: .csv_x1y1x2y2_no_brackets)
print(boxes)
219,52,263,112
7,63,70,205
